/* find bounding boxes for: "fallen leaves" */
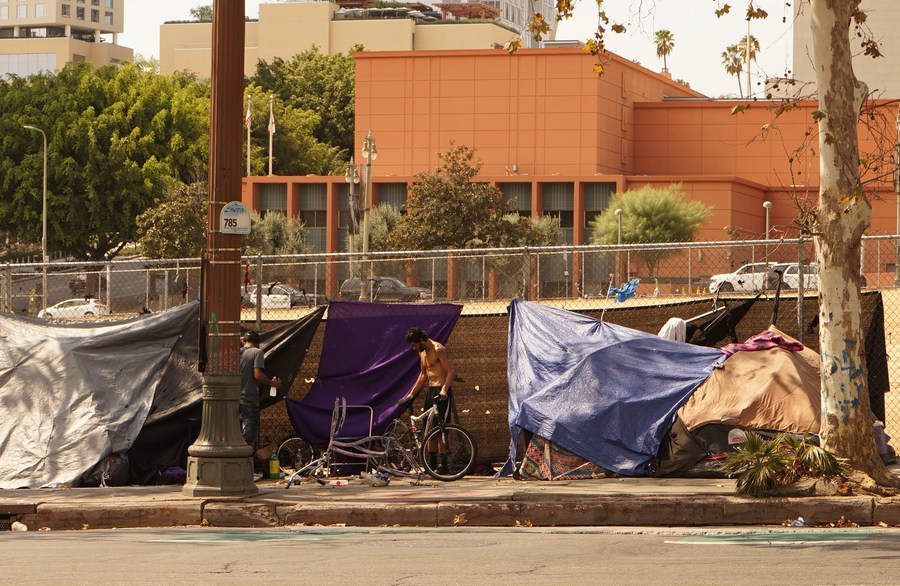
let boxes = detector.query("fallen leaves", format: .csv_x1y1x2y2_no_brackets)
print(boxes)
453,513,467,526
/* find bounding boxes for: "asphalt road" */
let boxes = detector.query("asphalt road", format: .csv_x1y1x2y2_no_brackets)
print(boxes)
4,526,900,585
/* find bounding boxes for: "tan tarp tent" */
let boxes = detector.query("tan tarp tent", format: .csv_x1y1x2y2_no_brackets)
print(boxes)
678,327,821,434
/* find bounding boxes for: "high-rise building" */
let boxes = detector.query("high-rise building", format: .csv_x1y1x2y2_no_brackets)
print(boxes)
793,1,900,99
160,0,551,78
0,0,132,78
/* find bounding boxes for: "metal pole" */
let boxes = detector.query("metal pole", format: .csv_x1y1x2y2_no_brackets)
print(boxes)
745,14,752,98
894,110,900,287
615,208,623,285
245,93,251,177
183,0,256,498
360,131,376,300
763,201,772,273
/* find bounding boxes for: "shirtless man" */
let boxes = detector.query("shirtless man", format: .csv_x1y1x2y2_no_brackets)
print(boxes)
398,327,456,473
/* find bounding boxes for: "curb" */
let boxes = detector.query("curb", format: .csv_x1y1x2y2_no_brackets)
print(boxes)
15,495,892,531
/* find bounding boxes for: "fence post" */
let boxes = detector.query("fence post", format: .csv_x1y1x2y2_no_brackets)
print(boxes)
2,263,8,313
522,247,530,300
255,253,263,332
797,237,804,344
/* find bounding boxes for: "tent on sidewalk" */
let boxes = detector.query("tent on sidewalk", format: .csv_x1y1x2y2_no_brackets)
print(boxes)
502,299,727,477
286,301,462,448
503,300,827,480
0,302,325,488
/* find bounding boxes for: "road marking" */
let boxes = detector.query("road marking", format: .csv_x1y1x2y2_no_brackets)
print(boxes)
149,530,353,543
668,531,873,545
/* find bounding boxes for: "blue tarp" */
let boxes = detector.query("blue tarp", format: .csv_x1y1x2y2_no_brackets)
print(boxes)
502,299,726,476
286,301,462,447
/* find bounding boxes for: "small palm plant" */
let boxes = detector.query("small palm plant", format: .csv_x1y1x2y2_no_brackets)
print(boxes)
720,431,847,497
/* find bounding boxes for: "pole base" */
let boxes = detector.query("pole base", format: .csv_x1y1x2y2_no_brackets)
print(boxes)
182,455,258,497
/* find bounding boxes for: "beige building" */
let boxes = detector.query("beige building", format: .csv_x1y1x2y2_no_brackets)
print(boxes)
160,1,528,78
793,1,900,99
0,0,132,77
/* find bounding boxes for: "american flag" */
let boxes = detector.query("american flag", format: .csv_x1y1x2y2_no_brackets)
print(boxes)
268,101,276,135
244,100,252,129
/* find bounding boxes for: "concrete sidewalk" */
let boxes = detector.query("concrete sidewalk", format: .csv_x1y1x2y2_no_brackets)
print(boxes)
3,472,900,531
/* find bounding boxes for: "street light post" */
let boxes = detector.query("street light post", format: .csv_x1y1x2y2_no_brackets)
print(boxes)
23,125,47,310
763,201,772,263
360,131,377,301
344,156,360,261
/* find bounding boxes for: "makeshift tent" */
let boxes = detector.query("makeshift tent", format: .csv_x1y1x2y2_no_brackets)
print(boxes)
0,301,325,488
128,306,325,484
286,301,462,448
0,304,197,488
502,299,727,477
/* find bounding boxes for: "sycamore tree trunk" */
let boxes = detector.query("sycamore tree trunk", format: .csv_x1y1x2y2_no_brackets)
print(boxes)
810,0,898,486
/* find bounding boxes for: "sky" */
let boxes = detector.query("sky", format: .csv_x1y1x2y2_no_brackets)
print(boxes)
121,0,795,98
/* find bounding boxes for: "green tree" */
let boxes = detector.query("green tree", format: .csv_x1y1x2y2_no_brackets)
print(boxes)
721,44,744,96
0,60,209,260
242,86,344,176
389,142,527,250
242,211,310,256
135,183,207,259
350,202,402,252
189,5,213,22
250,47,357,156
588,184,710,277
653,29,675,72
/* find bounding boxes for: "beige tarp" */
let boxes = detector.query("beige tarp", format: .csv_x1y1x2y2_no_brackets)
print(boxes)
678,328,821,434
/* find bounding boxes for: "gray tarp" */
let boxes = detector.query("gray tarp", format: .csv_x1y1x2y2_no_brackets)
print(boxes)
0,303,197,488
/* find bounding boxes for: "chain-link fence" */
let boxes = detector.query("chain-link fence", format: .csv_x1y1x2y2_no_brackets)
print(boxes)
3,236,898,465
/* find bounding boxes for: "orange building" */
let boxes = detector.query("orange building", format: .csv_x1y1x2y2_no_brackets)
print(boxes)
242,48,898,294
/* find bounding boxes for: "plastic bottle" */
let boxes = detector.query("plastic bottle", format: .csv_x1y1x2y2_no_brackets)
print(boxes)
11,521,27,532
329,479,348,486
269,450,280,480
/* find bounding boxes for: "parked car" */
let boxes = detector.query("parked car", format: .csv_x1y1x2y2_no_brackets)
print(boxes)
765,263,819,291
38,298,111,319
339,277,430,302
708,263,775,293
241,283,327,309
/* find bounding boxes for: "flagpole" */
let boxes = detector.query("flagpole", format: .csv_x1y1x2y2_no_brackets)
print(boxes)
245,94,251,176
267,94,274,176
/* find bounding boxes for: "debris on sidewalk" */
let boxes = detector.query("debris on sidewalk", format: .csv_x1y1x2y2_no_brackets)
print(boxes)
787,516,805,527
11,521,27,532
359,471,390,487
453,513,468,526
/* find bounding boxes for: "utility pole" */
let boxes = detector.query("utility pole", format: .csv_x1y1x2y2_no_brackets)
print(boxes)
183,0,257,497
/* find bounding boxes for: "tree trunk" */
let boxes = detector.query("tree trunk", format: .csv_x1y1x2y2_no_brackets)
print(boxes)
810,0,898,486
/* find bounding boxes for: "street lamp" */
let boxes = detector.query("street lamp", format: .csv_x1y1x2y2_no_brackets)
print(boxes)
615,208,623,284
763,200,772,260
360,131,377,300
344,156,360,258
23,125,47,310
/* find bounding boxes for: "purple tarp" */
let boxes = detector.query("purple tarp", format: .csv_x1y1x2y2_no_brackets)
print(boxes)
286,301,462,447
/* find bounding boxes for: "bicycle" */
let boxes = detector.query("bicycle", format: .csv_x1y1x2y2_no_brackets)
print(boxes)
281,398,426,488
383,395,477,482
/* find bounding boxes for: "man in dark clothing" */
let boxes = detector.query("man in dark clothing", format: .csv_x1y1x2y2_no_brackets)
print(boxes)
239,331,281,452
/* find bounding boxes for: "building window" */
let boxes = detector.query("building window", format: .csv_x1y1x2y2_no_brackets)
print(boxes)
91,0,99,4
61,4,69,16
258,183,287,214
0,7,7,19
15,4,25,18
583,182,616,240
541,182,574,244
299,184,327,252
103,11,111,24
90,8,98,21
378,183,407,210
500,183,532,216
35,3,45,17
76,6,84,19
104,0,113,7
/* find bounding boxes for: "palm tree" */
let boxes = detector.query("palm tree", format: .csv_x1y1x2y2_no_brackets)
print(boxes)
653,30,675,73
721,44,744,96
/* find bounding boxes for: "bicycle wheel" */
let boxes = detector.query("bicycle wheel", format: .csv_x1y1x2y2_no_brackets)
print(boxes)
276,436,317,474
421,423,477,481
382,420,418,472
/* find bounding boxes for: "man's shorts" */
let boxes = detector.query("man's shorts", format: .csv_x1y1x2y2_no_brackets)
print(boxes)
423,385,453,423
